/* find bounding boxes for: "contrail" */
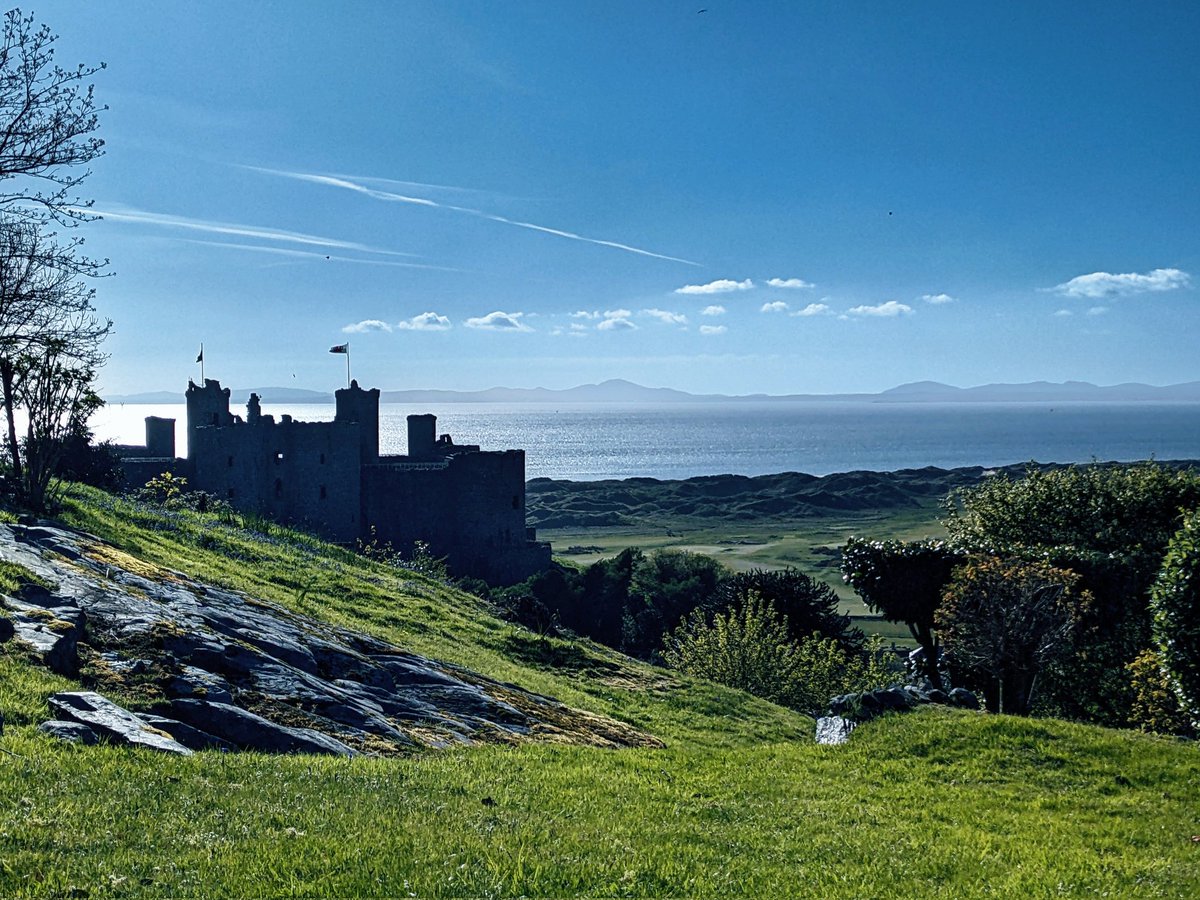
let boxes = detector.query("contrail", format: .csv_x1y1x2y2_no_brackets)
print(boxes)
249,166,702,266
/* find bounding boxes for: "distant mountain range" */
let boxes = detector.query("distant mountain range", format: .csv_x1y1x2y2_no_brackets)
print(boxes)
104,378,1200,406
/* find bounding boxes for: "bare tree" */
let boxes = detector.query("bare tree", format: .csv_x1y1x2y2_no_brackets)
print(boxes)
0,8,106,226
0,216,108,482
0,9,109,506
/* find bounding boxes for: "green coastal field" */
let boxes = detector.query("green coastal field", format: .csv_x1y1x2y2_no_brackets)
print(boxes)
531,467,979,645
2,485,1198,898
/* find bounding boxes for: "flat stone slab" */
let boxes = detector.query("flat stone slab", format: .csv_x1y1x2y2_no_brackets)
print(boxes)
166,700,358,756
48,691,193,755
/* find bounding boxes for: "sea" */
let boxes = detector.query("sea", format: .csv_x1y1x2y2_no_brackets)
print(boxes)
90,400,1200,482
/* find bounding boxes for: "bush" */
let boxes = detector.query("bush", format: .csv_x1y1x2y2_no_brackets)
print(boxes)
943,462,1200,555
622,550,725,659
662,595,891,716
937,556,1089,715
1150,508,1200,729
942,462,1200,726
1126,649,1193,736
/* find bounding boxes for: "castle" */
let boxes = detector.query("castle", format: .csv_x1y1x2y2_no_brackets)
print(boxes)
118,379,551,584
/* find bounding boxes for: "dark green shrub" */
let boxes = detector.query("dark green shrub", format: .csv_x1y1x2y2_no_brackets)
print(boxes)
622,550,725,659
1150,508,1200,729
841,538,963,687
721,567,863,652
942,462,1200,726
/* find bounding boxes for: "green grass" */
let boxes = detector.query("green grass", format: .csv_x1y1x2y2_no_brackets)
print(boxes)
0,560,55,597
1,486,1197,897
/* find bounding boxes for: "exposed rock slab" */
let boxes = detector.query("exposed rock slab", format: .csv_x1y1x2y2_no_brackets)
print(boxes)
38,720,100,745
47,691,193,755
1,521,659,754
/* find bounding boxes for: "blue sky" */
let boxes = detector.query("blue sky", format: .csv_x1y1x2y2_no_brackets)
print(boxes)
34,1,1200,395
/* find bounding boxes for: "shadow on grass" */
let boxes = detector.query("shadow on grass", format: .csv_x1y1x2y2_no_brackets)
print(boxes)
495,631,631,681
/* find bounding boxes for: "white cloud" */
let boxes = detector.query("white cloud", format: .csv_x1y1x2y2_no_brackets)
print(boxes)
464,310,532,332
597,315,637,331
767,277,814,289
700,305,726,316
642,308,688,326
847,300,913,317
922,293,956,305
341,319,392,334
699,324,727,335
792,303,831,317
1087,306,1109,316
1053,309,1073,317
396,311,452,331
1050,267,1190,298
603,308,632,320
570,310,600,320
761,301,789,313
675,278,754,295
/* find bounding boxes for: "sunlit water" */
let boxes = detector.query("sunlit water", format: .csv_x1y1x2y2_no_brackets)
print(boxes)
90,400,1200,481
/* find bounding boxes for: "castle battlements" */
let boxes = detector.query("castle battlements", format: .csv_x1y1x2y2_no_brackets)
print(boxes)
117,378,550,585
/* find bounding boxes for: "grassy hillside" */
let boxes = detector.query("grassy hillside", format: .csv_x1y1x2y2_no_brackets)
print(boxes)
1,487,1198,897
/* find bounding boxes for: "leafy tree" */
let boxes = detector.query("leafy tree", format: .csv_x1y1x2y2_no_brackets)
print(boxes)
623,549,725,658
0,10,109,506
0,218,109,481
721,567,863,652
937,556,1089,715
575,548,641,647
16,337,103,510
1150,508,1200,730
840,538,963,688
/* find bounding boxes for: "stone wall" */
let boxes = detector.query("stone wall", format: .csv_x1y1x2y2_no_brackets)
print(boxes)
363,449,550,583
190,417,362,543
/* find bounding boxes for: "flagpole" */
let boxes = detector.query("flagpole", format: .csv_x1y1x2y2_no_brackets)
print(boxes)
346,342,351,388
198,343,205,383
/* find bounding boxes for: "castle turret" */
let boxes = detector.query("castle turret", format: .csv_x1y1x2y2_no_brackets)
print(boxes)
144,416,176,458
407,414,437,459
186,378,233,460
335,379,380,464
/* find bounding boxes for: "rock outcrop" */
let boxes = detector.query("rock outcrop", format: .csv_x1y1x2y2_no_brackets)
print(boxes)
816,683,982,744
0,522,659,754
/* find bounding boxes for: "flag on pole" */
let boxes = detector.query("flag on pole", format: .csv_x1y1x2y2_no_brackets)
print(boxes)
329,343,349,354
196,345,204,363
